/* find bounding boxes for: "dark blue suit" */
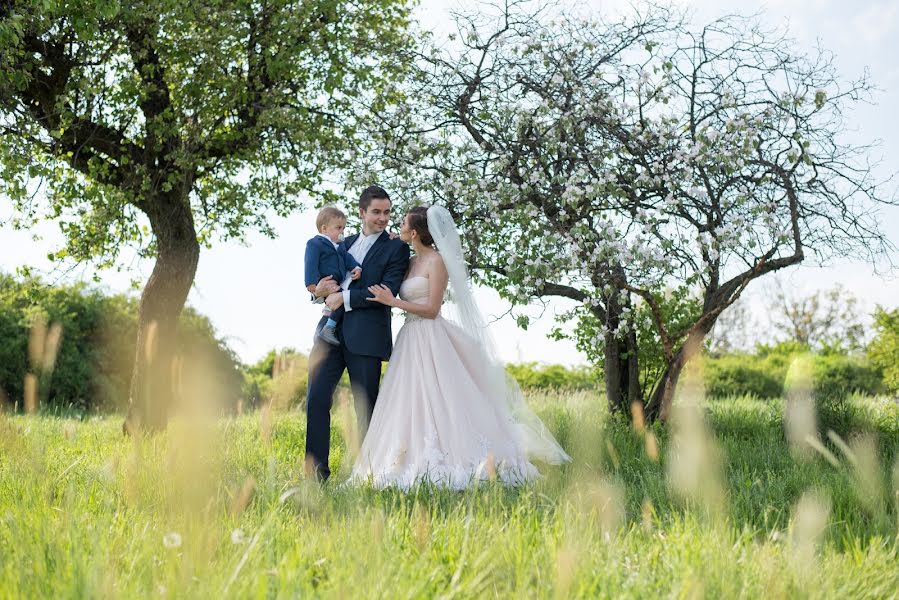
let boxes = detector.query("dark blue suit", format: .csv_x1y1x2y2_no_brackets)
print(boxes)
304,235,361,288
304,231,410,480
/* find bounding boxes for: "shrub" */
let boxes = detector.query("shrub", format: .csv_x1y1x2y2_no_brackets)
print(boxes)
506,362,597,391
269,351,309,410
704,346,883,405
811,354,883,407
867,306,899,394
241,348,367,412
0,273,242,413
704,354,783,399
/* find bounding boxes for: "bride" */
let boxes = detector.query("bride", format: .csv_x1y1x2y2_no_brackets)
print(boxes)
348,205,570,489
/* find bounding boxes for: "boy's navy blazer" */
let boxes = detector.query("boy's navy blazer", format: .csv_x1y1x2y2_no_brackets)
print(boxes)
303,235,360,288
338,231,411,360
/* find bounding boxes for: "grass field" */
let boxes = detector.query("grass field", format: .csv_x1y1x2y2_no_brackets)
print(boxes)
0,389,897,598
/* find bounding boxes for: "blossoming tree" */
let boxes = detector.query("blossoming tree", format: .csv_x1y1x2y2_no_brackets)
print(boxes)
352,4,895,420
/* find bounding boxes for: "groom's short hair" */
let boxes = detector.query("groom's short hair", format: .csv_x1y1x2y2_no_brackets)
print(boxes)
359,185,390,211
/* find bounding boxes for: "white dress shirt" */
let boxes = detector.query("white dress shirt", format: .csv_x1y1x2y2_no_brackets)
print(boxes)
342,230,382,312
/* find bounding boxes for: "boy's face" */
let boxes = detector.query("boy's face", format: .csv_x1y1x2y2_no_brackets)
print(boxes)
320,219,347,243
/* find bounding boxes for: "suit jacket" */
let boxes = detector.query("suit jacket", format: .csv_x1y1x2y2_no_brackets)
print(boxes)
304,235,361,288
341,231,411,359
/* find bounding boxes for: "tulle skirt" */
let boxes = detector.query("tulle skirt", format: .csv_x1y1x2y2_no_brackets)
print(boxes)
348,315,541,489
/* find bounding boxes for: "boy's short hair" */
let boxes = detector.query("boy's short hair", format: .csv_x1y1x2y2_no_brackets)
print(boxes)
316,206,347,231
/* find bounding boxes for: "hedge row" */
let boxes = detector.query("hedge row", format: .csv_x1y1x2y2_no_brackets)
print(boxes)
704,352,883,402
0,274,242,412
1,274,887,414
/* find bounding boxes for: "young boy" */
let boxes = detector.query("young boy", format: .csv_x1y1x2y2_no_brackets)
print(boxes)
304,206,362,346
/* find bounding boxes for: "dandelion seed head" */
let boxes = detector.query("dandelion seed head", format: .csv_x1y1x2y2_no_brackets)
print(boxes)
230,529,248,545
163,532,182,549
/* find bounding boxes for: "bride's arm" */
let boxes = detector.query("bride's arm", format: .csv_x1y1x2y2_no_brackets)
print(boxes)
366,257,448,319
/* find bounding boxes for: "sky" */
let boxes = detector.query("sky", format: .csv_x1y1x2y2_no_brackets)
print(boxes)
1,0,897,367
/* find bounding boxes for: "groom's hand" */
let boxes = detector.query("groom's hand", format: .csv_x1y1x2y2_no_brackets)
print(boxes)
314,276,340,298
325,292,343,311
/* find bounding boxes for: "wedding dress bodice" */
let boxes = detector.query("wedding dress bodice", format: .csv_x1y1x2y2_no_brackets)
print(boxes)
399,276,430,305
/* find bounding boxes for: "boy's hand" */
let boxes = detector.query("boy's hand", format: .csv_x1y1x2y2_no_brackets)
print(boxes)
306,284,317,295
350,266,362,280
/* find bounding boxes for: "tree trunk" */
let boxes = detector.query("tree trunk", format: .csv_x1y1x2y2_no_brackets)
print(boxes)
644,349,687,423
604,328,625,413
626,325,641,406
602,292,640,415
123,193,200,433
644,322,715,423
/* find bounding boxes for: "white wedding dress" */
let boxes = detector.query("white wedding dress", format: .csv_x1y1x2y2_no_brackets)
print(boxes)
348,275,566,489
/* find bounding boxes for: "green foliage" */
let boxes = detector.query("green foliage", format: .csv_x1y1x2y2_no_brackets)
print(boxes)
2,0,415,425
556,286,704,399
505,362,597,391
632,288,705,393
0,273,241,412
755,339,812,358
868,306,899,394
241,350,277,411
704,355,783,399
262,350,309,411
811,354,883,406
0,0,414,264
704,344,883,408
241,349,347,411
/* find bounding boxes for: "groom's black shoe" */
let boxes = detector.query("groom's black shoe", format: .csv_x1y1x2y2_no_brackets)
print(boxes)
304,454,330,484
318,325,340,346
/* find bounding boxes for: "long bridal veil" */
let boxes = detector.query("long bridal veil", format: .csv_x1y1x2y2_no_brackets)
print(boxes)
426,205,571,465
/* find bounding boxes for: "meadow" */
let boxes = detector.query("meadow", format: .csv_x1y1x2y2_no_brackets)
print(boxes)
0,389,897,599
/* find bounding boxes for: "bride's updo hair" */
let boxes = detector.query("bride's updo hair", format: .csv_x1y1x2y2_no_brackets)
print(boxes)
407,206,435,246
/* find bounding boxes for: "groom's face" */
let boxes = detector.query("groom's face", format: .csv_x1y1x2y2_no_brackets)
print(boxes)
360,198,391,235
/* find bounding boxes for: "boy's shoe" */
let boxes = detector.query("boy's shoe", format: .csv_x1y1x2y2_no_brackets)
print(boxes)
319,325,340,346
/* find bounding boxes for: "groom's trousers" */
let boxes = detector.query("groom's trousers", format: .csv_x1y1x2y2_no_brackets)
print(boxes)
304,317,382,481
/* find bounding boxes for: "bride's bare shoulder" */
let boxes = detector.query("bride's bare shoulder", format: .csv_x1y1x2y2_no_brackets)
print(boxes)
428,252,448,276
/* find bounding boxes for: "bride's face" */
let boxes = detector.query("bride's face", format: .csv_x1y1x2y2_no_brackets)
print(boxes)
399,214,414,243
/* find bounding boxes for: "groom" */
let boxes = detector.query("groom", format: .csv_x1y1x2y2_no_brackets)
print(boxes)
304,185,410,482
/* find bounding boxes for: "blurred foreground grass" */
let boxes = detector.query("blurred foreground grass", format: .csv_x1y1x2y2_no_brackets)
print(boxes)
0,390,897,598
